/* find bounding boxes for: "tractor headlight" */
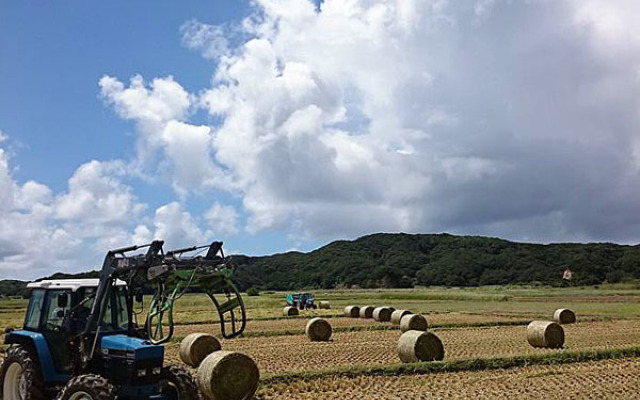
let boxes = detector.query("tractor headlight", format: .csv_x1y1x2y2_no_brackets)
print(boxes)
137,369,147,377
152,367,162,375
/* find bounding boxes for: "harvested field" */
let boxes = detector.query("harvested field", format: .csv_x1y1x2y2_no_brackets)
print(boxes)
164,320,640,375
3,286,640,400
256,357,640,399
170,312,529,339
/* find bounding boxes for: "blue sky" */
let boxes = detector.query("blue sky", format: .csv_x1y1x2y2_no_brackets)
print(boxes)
0,1,318,273
1,0,640,279
1,2,235,180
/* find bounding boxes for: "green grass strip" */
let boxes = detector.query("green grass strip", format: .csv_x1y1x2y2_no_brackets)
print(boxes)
261,346,640,385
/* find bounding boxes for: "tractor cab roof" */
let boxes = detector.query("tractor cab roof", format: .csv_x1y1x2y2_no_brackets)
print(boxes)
27,279,127,292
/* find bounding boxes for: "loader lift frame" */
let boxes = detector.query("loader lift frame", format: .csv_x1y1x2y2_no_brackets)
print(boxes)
85,240,246,350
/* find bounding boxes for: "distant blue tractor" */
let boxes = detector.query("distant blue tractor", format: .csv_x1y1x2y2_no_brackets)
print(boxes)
285,292,316,310
1,240,246,400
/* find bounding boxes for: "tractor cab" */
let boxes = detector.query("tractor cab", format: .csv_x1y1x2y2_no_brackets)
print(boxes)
20,280,135,375
2,279,190,400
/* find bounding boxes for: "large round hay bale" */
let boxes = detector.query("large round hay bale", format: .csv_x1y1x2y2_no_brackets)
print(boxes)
391,310,412,325
372,307,392,322
179,333,222,368
197,350,260,400
527,321,565,348
397,330,444,362
318,301,331,309
359,306,375,318
386,306,396,313
283,306,299,316
344,305,360,317
553,308,576,324
400,314,428,332
305,317,332,341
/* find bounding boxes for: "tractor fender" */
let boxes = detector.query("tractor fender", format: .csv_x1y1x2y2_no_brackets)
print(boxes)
4,330,69,384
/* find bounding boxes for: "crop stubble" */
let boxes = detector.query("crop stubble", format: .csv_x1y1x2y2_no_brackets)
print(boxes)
164,320,640,375
171,312,527,338
256,357,640,399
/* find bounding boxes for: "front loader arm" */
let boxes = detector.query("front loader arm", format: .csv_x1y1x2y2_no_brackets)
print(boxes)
80,239,245,362
144,244,247,344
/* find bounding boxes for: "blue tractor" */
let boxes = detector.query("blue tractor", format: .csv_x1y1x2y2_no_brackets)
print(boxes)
285,292,316,310
1,240,246,400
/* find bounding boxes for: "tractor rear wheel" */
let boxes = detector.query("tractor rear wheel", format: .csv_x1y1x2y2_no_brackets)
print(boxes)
56,375,115,400
159,364,198,400
0,345,45,400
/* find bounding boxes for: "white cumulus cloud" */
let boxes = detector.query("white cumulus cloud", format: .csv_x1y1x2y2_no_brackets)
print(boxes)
205,202,239,236
178,0,640,243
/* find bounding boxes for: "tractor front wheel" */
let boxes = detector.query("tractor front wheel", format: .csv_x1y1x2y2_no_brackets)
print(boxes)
55,375,115,400
0,345,45,400
159,365,198,400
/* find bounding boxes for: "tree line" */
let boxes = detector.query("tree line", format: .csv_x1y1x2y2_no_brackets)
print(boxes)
2,233,640,296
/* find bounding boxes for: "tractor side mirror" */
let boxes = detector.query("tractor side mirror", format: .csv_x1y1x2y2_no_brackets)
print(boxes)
57,293,68,308
135,293,144,303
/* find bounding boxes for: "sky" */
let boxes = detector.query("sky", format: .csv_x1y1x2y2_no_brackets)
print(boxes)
1,0,640,280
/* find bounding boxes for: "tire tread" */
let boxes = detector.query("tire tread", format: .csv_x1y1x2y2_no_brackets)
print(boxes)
0,345,46,400
55,374,115,400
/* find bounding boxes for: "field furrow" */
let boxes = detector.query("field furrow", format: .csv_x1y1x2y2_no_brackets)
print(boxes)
256,357,640,399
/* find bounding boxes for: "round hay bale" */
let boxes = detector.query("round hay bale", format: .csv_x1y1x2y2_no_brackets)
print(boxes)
527,321,565,348
553,308,576,324
400,314,428,332
305,317,332,341
283,306,299,316
372,307,392,322
179,333,222,368
344,305,360,317
197,350,259,400
318,301,331,309
397,330,444,362
391,310,412,325
359,306,375,318
386,306,396,313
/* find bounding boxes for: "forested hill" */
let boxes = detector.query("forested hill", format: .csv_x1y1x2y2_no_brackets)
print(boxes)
232,233,640,289
2,233,640,296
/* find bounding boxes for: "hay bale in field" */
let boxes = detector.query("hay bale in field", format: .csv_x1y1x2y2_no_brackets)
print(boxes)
359,306,375,318
553,308,576,324
318,301,331,309
391,310,412,325
305,317,332,341
283,306,299,316
197,350,259,400
527,321,565,348
397,330,444,363
386,306,396,313
372,307,392,322
179,333,222,368
344,305,360,317
400,314,428,332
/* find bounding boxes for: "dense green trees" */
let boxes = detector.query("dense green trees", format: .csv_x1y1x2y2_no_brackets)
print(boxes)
233,233,640,290
2,233,640,295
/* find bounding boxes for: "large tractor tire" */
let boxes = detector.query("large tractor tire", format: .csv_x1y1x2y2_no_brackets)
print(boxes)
56,375,115,400
0,345,45,400
159,365,198,400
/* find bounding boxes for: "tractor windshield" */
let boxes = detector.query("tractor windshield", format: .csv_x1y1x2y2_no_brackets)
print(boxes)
104,286,130,331
78,286,129,332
